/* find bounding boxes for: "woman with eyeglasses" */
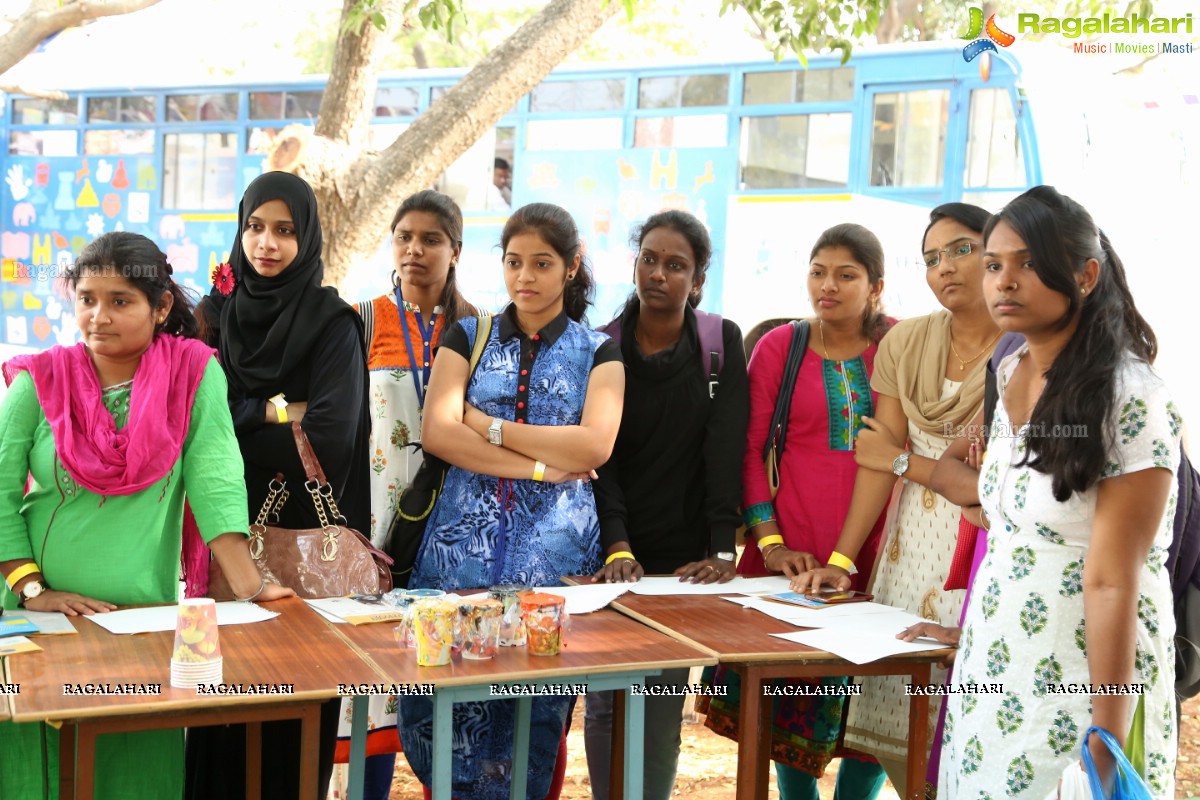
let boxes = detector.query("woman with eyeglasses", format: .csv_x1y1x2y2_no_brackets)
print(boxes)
791,203,1001,797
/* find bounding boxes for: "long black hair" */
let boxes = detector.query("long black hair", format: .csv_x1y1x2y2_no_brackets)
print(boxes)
500,203,595,322
985,185,1157,501
390,190,476,328
810,223,892,342
70,232,199,339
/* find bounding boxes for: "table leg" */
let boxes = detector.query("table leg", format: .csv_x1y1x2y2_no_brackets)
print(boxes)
246,721,262,800
75,723,97,800
609,689,626,800
299,704,321,800
621,685,646,800
905,664,932,800
509,697,532,800
347,696,369,800
431,689,455,800
59,724,76,800
735,665,770,800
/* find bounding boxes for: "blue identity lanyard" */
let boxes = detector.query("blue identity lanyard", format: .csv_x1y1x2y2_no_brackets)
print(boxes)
396,286,439,409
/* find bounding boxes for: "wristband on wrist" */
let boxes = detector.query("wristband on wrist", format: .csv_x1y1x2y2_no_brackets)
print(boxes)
268,393,288,424
605,550,635,566
756,534,784,553
532,461,547,482
5,561,41,591
827,550,858,575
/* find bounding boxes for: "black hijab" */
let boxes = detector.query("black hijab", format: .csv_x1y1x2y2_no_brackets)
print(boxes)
214,171,355,395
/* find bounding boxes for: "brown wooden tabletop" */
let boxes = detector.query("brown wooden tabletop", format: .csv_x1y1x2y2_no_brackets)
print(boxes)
329,605,716,686
5,597,380,723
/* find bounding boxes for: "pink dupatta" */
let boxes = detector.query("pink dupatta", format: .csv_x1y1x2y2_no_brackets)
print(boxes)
3,335,216,596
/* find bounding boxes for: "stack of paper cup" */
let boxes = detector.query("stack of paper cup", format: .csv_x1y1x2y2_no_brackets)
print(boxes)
170,598,222,689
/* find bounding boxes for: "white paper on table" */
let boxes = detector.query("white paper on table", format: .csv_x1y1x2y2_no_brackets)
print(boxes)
19,609,77,635
85,602,279,635
529,583,630,615
304,598,404,625
627,575,792,596
725,596,913,627
770,627,950,665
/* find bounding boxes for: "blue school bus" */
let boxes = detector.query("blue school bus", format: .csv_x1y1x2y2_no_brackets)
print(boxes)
1,42,1057,349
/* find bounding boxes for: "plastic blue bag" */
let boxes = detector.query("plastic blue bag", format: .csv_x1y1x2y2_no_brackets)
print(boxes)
1080,726,1153,799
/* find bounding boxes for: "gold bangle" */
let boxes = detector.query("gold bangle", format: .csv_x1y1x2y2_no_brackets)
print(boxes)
756,534,784,552
532,461,547,482
5,562,41,591
605,550,635,565
827,550,857,574
980,508,991,530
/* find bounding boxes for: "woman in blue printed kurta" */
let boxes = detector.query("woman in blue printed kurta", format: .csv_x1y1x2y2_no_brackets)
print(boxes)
400,203,624,800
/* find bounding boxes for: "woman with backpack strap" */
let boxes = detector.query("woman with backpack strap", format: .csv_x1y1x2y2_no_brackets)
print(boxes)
701,223,896,800
585,210,749,799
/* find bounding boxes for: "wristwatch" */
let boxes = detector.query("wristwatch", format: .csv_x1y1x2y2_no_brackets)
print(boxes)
18,579,47,607
268,393,288,424
488,417,504,446
891,450,911,477
714,552,736,562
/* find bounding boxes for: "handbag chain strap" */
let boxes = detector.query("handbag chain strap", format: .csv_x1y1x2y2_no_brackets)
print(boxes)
248,473,287,560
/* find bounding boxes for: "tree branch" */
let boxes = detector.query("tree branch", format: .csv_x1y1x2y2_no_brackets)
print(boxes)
314,0,385,144
0,0,164,77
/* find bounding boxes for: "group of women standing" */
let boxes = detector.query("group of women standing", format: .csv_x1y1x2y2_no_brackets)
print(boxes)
0,170,1181,800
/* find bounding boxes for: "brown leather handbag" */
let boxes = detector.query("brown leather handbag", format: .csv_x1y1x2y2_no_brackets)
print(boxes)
211,422,392,599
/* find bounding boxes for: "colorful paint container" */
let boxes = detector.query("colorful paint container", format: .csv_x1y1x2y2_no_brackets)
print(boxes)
459,598,503,660
488,584,531,646
519,592,567,657
412,598,456,667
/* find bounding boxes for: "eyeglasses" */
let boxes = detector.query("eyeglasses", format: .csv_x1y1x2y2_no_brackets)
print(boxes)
922,240,979,269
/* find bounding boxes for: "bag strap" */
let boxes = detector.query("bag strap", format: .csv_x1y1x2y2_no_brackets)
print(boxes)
693,309,725,399
762,320,809,463
469,312,493,376
291,421,328,486
355,299,374,355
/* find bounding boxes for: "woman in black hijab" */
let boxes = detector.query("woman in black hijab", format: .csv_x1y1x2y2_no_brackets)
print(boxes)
186,171,369,800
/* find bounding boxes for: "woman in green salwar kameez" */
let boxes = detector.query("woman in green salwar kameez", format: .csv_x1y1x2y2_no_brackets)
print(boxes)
0,232,292,799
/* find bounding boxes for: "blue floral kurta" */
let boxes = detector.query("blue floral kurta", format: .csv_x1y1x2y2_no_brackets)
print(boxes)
400,310,609,800
940,350,1180,799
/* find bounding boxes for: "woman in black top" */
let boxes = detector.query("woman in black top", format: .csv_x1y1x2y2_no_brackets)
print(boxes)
186,171,370,800
586,210,749,799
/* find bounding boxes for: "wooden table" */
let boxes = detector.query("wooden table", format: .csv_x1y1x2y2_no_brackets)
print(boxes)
330,606,716,800
609,592,951,800
4,597,379,799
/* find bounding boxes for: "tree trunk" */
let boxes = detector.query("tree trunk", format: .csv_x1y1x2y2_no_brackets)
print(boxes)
0,0,163,78
314,0,382,146
291,0,619,288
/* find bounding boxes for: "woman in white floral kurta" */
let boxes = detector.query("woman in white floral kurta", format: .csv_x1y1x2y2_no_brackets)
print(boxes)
938,186,1179,799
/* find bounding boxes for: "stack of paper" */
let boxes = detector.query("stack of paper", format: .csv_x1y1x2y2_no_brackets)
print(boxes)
304,597,405,625
627,575,793,596
771,627,950,665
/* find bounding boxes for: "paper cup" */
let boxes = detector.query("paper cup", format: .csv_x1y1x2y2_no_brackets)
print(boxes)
519,592,567,657
412,599,456,667
170,598,222,688
459,599,503,660
488,584,530,646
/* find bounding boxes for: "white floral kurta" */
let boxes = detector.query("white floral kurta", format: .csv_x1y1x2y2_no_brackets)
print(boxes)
940,349,1181,799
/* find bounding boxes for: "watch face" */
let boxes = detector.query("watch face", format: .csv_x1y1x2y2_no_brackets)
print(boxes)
22,581,45,599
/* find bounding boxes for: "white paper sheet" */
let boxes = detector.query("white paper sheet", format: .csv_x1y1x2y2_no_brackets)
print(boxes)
627,575,793,596
17,609,77,635
84,602,279,635
528,583,630,615
770,627,951,665
725,596,912,627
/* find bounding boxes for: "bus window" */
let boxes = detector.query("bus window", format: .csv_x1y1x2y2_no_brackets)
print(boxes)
742,67,854,105
88,95,155,123
84,130,155,155
738,113,851,189
870,89,949,187
163,132,238,210
966,88,1024,188
167,93,237,122
634,114,727,148
637,74,729,108
11,97,79,125
526,118,623,151
9,130,77,156
531,79,625,112
374,86,419,117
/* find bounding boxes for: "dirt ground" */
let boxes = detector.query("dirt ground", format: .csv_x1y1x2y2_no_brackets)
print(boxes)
363,695,1200,799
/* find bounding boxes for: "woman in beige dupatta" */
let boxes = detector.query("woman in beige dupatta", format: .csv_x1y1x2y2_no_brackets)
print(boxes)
791,203,1001,797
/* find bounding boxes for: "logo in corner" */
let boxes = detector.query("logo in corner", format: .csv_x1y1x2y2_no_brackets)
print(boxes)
961,7,1016,62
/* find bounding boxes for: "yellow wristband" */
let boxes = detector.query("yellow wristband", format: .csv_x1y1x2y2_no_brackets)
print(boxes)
605,551,635,565
827,550,857,575
268,393,288,424
5,562,41,591
532,461,547,482
756,534,784,552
